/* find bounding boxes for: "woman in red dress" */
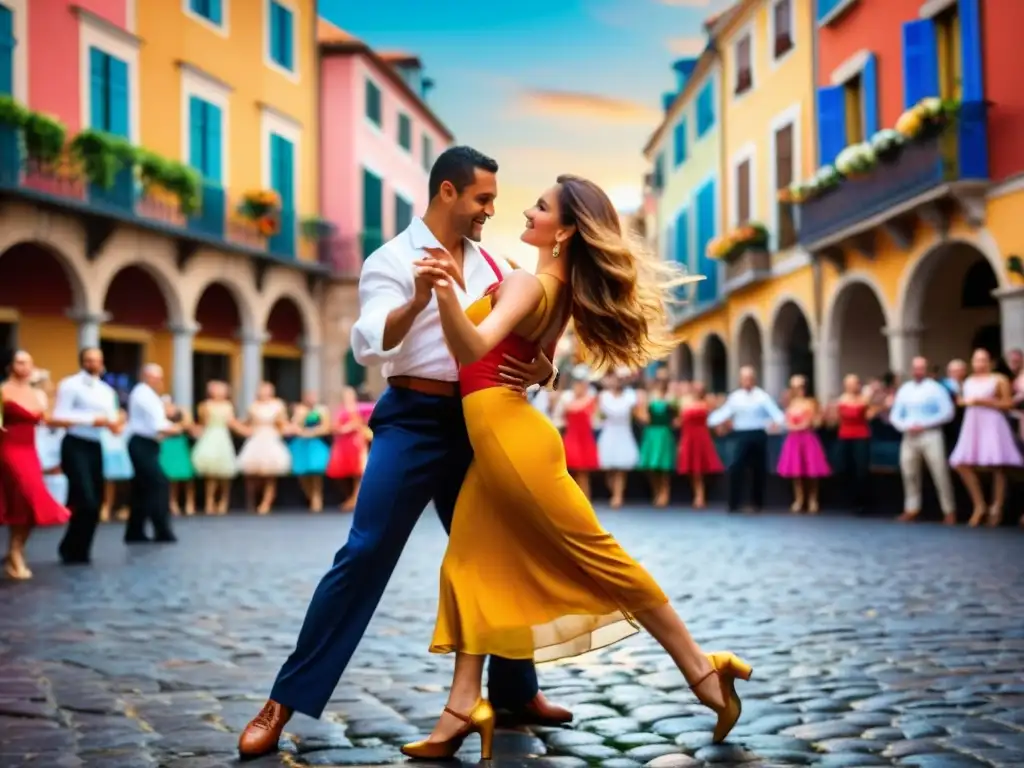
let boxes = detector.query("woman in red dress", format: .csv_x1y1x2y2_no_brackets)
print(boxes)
325,386,368,511
562,377,600,499
676,381,724,509
1,350,71,580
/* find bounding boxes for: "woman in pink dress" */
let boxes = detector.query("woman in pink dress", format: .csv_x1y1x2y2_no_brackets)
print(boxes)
777,374,831,514
1,350,71,580
676,381,723,509
562,378,599,499
325,386,367,511
949,348,1024,527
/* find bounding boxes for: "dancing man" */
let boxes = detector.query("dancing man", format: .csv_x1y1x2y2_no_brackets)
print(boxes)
52,347,122,564
238,146,571,758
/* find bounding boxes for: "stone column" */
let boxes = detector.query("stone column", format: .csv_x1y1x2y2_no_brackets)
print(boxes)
67,310,111,351
883,326,923,377
238,332,267,411
995,285,1024,354
690,348,705,387
169,324,198,411
301,340,323,399
814,338,841,400
763,347,788,399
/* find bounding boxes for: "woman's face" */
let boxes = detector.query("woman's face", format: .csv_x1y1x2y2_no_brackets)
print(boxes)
572,379,589,397
340,386,357,408
843,374,860,395
971,348,991,374
691,382,705,399
521,185,566,249
258,382,274,400
789,375,805,395
10,351,33,381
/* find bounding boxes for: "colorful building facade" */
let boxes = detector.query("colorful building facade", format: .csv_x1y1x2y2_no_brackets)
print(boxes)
316,20,453,395
645,0,1024,398
0,0,325,410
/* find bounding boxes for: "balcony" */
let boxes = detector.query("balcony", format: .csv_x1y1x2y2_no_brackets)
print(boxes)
0,125,329,284
796,102,989,263
721,247,771,294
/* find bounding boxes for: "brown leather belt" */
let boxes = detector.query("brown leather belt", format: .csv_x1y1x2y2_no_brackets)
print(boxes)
388,375,459,398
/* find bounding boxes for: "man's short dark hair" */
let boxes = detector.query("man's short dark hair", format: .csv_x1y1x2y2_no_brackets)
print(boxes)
428,146,498,200
78,347,100,367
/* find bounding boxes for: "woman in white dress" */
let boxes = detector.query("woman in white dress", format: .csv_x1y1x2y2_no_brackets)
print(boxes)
30,371,67,505
191,380,245,515
236,381,292,514
597,369,640,508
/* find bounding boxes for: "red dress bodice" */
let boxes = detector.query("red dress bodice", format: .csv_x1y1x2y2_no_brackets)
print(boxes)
837,400,870,440
0,400,71,526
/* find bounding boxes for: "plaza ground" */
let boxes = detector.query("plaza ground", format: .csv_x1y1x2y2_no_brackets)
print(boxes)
1,509,1023,768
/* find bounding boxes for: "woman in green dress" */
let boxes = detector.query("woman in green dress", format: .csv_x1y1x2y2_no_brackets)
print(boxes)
636,377,678,507
160,396,196,516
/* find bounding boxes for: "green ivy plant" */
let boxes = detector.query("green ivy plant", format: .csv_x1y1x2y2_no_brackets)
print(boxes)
22,112,66,164
69,129,137,189
136,149,202,215
0,95,28,128
300,216,335,241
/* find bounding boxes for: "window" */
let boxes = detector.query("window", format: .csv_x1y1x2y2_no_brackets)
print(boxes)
398,112,412,151
696,81,715,137
365,78,382,127
188,0,223,26
734,34,752,95
269,132,296,257
361,168,383,259
0,5,13,96
772,0,793,59
935,5,962,100
735,159,751,225
695,180,718,302
188,96,223,183
843,73,864,144
422,134,433,171
901,19,940,108
774,124,796,249
89,47,129,136
673,117,687,167
674,208,690,300
653,153,665,190
268,0,294,72
395,193,413,233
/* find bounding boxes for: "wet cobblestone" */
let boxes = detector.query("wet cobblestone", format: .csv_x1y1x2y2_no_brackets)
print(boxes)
1,509,1022,767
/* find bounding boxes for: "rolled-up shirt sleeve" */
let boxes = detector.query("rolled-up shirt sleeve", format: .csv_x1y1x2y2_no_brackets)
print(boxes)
350,249,413,367
707,394,735,428
52,378,92,426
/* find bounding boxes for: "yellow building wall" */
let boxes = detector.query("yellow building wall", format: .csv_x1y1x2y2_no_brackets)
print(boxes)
726,264,815,335
15,315,80,383
137,1,319,262
986,188,1024,286
718,0,815,252
674,307,729,349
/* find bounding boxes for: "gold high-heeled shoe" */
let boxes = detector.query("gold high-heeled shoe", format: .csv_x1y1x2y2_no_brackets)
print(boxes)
690,652,753,743
401,699,495,761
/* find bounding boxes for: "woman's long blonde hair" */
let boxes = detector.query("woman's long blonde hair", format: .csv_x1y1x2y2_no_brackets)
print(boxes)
557,175,699,372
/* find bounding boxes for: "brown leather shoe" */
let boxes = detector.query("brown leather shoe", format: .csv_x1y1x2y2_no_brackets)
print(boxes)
238,699,292,759
496,692,573,727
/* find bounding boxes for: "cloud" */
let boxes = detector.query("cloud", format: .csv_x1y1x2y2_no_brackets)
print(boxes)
517,89,660,125
666,36,706,55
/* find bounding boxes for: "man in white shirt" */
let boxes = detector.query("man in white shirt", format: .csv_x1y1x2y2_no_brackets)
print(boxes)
889,356,956,523
125,364,180,544
708,366,785,512
51,347,122,564
239,146,568,759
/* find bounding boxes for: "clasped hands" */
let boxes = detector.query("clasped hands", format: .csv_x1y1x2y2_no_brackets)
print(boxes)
413,248,553,394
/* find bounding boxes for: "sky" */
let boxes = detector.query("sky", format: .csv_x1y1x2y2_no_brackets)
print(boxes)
319,0,735,264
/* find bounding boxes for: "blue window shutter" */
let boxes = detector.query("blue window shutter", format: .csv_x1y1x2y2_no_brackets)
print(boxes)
283,8,294,69
674,118,687,166
108,55,129,137
958,0,983,101
269,3,281,64
188,96,205,172
816,85,846,165
0,7,14,96
209,0,223,25
89,47,107,130
696,182,717,302
205,102,223,183
862,53,879,136
676,209,689,268
270,134,294,208
902,19,939,107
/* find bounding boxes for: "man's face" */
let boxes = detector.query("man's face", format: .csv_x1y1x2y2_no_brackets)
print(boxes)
1008,350,1023,373
739,368,755,389
146,369,165,393
81,349,104,376
448,169,497,242
911,357,928,380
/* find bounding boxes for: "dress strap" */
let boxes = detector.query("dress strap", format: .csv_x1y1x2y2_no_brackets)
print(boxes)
479,247,504,283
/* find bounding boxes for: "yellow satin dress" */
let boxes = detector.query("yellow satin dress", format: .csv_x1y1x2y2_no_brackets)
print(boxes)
430,274,668,663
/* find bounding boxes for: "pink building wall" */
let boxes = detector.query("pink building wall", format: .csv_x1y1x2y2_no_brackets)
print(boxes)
24,0,129,132
319,50,452,251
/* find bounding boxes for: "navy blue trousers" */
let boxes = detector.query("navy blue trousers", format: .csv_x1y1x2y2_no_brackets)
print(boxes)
271,386,539,718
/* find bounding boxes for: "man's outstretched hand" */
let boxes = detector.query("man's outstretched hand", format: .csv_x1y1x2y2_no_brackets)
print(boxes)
498,351,554,395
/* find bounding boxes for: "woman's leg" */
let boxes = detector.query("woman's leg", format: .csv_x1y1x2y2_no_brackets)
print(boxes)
573,471,591,499
609,470,626,508
691,473,705,508
169,482,181,516
100,480,114,522
204,478,216,514
257,479,275,514
807,478,820,514
309,475,324,513
989,469,1007,527
184,481,196,516
790,478,804,513
957,465,985,526
5,524,32,578
427,653,486,740
218,479,232,514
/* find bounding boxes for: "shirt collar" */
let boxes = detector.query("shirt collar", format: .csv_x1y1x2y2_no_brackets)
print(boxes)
406,216,484,263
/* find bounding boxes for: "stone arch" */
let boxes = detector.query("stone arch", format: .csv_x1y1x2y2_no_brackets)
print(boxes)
95,255,186,327
769,299,815,396
899,238,1003,369
672,342,695,380
821,274,892,398
733,312,765,381
0,232,90,315
257,270,321,347
181,254,259,335
700,333,728,394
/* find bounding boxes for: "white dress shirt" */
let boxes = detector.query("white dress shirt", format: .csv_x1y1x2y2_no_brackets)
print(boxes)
127,383,171,439
350,217,513,382
889,378,954,432
708,386,786,431
52,371,120,442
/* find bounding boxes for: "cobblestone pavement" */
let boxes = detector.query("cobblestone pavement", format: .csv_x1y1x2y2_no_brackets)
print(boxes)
1,510,1023,768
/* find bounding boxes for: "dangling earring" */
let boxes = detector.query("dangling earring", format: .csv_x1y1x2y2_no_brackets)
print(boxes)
552,242,561,259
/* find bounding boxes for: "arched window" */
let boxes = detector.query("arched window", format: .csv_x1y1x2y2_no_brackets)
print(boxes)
961,259,997,308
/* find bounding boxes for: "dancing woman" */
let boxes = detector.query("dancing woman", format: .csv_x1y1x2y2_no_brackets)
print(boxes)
402,176,751,761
